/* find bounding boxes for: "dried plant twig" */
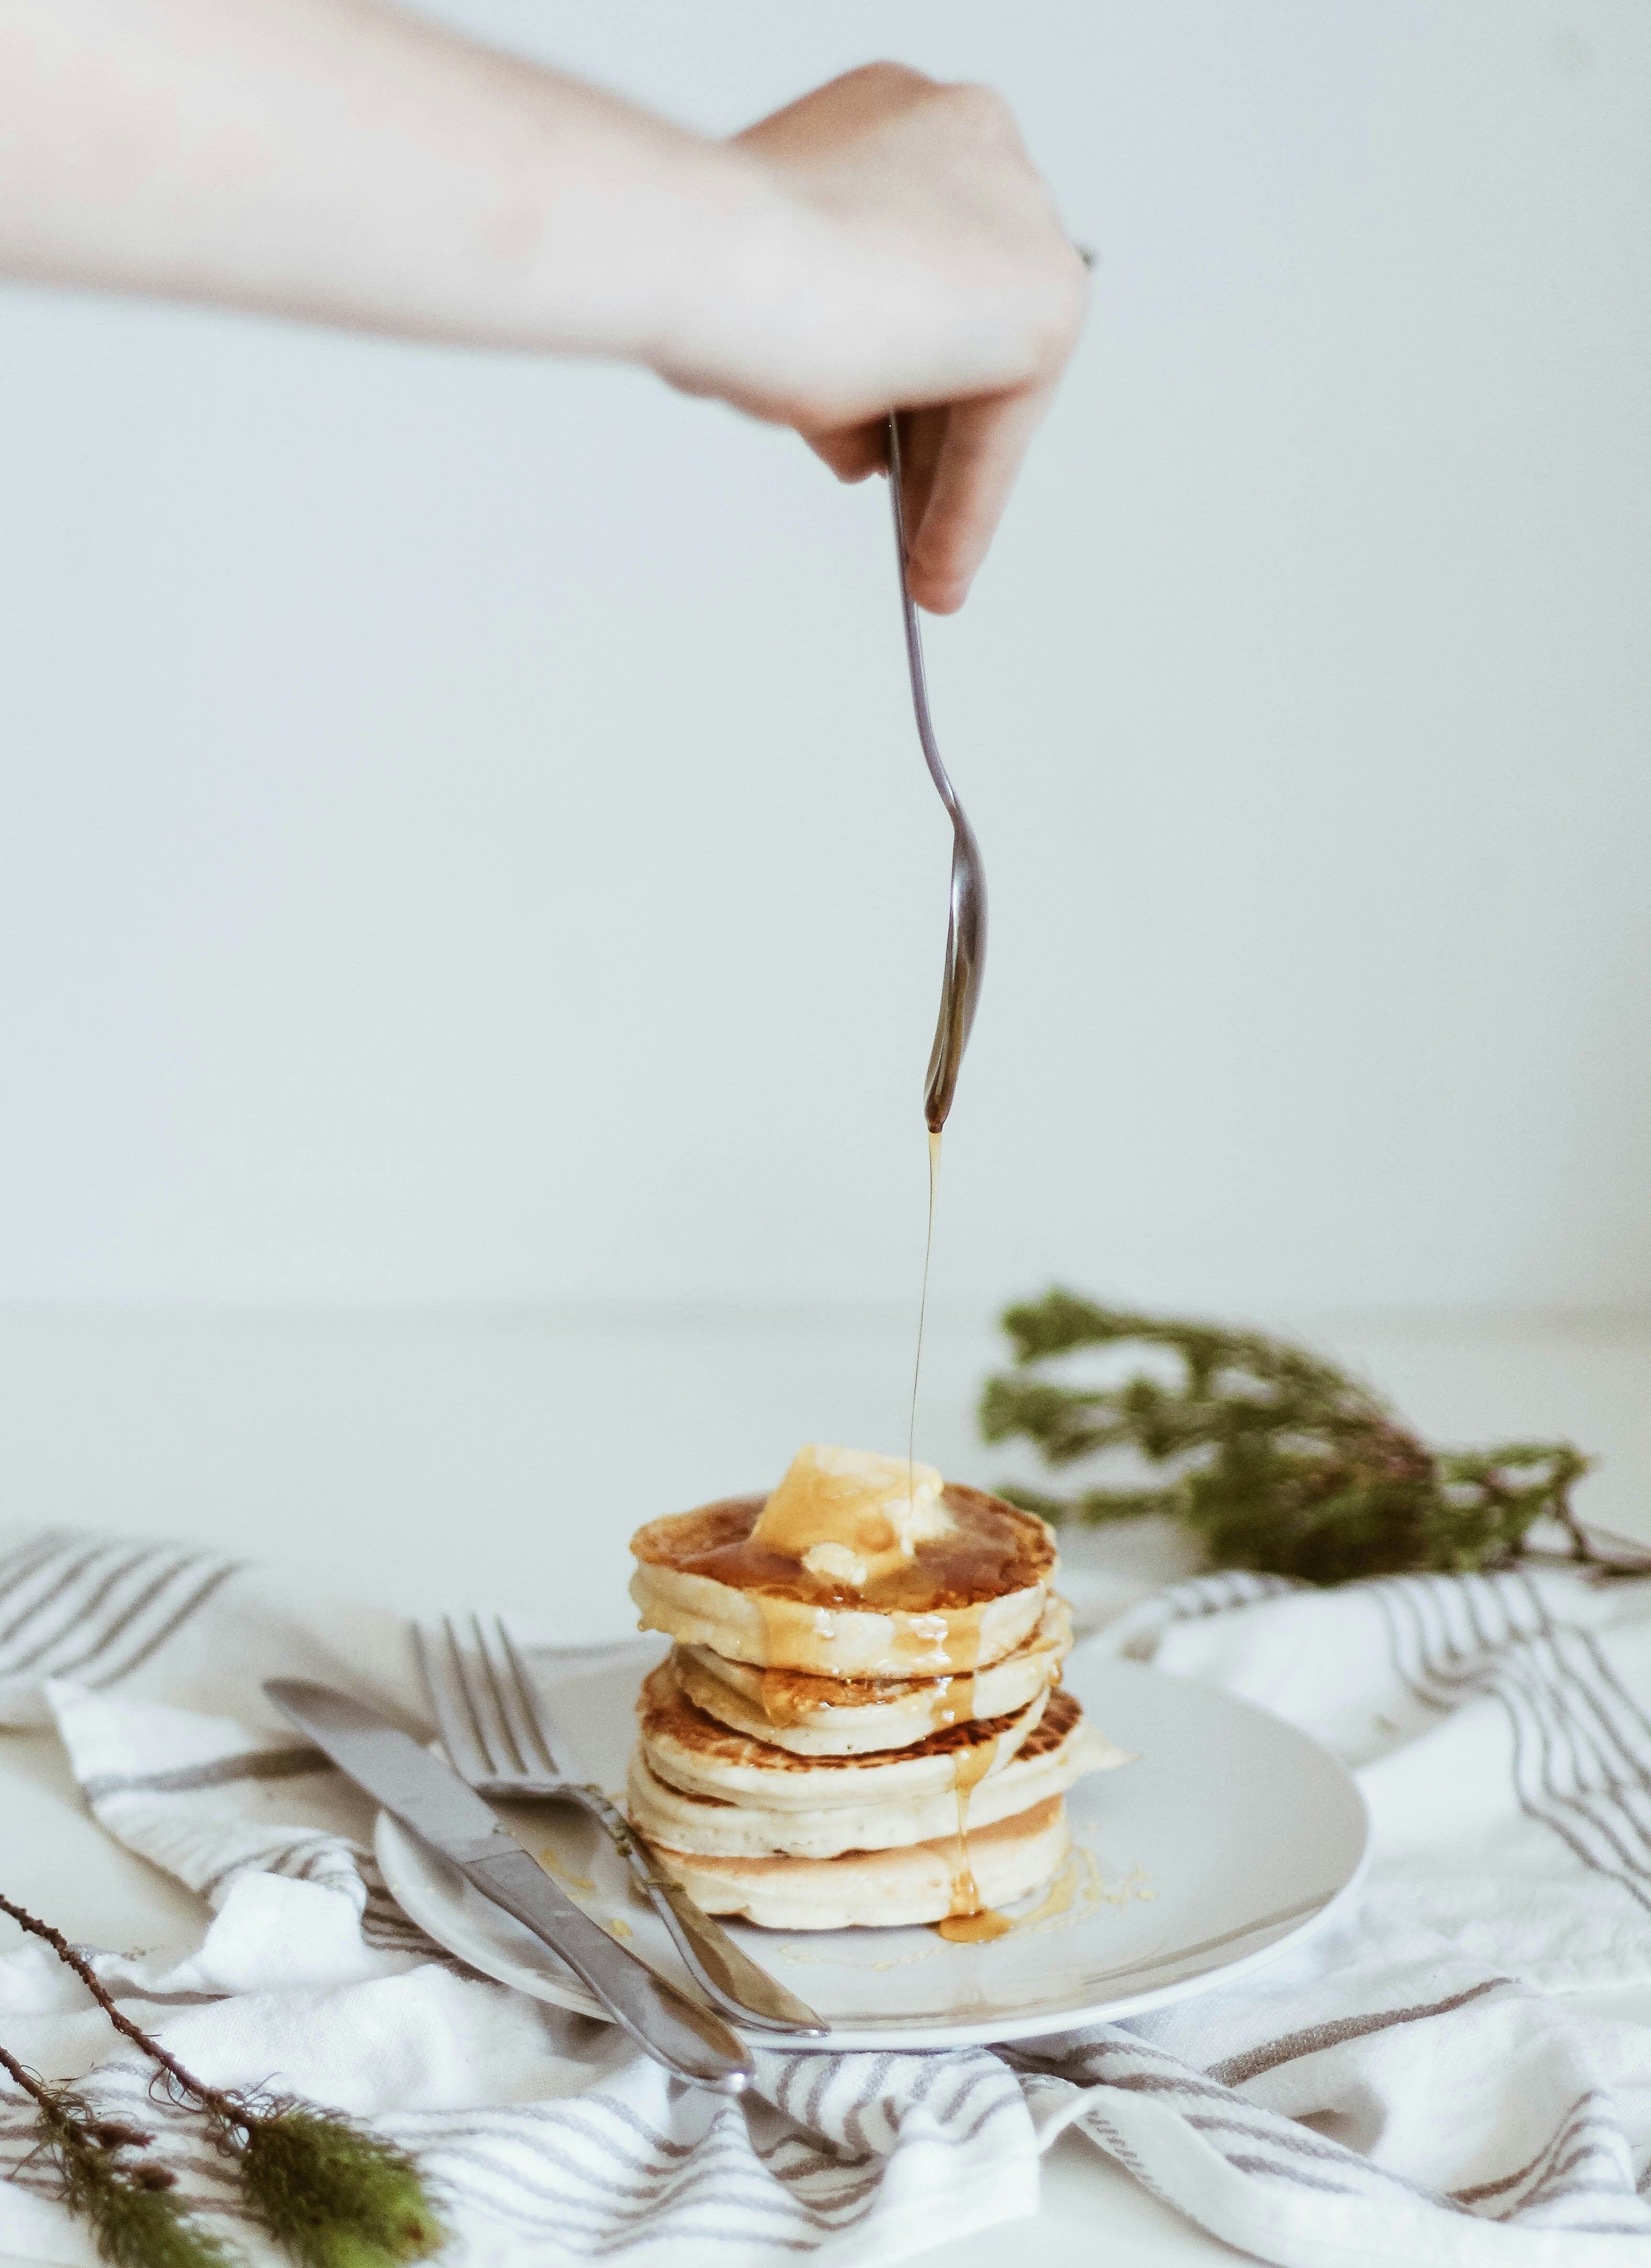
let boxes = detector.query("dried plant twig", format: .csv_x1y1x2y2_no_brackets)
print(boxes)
0,2038,235,2268
0,1893,445,2268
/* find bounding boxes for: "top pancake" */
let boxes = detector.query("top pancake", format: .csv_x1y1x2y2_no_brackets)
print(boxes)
629,1483,1056,1676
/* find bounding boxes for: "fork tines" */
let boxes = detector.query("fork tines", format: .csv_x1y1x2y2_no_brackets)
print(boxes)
414,1613,562,1788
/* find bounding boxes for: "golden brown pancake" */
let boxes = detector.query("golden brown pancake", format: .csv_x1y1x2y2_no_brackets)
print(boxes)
644,1796,1073,1931
674,1595,1072,1755
626,1682,1128,1858
629,1484,1057,1677
636,1655,1049,1807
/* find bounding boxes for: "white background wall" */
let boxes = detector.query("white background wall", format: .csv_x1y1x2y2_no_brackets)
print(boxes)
3,0,1649,1328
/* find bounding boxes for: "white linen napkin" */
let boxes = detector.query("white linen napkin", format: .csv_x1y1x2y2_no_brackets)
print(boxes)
2,1525,1650,2267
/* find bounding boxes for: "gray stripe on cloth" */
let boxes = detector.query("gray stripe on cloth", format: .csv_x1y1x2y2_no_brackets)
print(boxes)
0,1531,81,1609
1375,1574,1651,1912
266,1834,361,1878
11,1546,199,1676
1499,1677,1651,1909
928,2062,1003,2132
82,1743,331,1803
1220,2153,1359,2196
904,2053,975,2116
194,1833,347,1903
1516,2192,1646,2228
450,2156,891,2230
838,2052,897,2153
1059,2052,1501,2214
1506,2139,1638,2210
408,2111,864,2193
1207,1975,1511,2086
1056,2041,1551,2214
1456,1576,1651,1817
97,1982,230,2008
950,2095,1023,2150
1495,1623,1651,1860
425,2139,887,2231
800,2049,840,2132
548,2098,706,2169
479,2095,883,2207
399,2079,1008,2244
1516,1569,1651,1765
89,1558,246,1687
432,2133,850,2218
1071,2099,1193,2216
1186,2112,1449,2181
1499,1630,1651,1888
48,1553,227,1682
1509,1586,1651,1861
0,1541,139,1660
426,2173,828,2252
1449,2090,1608,2204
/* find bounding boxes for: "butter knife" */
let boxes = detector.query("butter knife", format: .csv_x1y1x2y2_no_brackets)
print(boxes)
263,1677,752,2094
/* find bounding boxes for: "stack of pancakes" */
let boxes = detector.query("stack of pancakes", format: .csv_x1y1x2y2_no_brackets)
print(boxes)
624,1455,1128,1931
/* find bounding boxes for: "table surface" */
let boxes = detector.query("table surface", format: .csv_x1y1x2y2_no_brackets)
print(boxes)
4,1302,1650,2266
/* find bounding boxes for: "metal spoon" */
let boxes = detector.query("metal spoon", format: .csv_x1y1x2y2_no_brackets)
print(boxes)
886,413,987,1132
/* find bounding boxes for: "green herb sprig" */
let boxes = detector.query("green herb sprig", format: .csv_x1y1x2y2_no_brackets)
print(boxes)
0,1894,446,2268
979,1290,1650,1585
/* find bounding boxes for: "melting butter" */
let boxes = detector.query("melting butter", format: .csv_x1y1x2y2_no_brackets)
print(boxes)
750,1444,952,1591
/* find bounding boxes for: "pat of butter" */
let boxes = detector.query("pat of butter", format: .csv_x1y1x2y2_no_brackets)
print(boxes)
751,1444,952,1590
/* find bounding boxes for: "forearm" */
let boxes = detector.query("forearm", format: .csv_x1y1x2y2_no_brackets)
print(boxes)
0,5,1087,607
0,0,773,363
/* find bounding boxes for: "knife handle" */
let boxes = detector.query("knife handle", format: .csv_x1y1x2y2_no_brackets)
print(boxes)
561,1785,827,2035
463,1844,751,2092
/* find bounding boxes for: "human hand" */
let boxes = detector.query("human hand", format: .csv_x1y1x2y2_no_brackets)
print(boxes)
664,64,1088,613
0,10,1081,612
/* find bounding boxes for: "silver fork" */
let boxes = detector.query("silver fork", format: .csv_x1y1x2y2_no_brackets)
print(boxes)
414,1614,827,2037
887,411,987,1133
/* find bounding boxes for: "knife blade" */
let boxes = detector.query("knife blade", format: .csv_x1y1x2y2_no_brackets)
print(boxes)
263,1678,751,2094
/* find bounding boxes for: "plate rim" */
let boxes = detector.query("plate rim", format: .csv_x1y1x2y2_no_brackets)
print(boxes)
373,1658,1372,2051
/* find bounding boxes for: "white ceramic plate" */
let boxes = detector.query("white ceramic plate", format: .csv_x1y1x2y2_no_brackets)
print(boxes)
375,1638,1368,2050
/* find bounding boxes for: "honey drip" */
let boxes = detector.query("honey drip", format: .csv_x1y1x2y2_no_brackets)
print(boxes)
935,1732,1011,1940
938,1906,1012,1944
910,1125,1006,1942
907,1130,941,1517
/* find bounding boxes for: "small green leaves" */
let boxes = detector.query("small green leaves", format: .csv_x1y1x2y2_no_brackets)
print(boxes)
235,2102,446,2268
981,1291,1630,1586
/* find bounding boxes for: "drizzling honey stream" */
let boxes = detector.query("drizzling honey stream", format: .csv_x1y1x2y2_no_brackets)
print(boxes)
905,1129,1012,1938
906,1129,941,1498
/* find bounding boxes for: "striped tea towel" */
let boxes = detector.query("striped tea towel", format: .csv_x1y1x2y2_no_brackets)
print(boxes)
3,1527,1651,2267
